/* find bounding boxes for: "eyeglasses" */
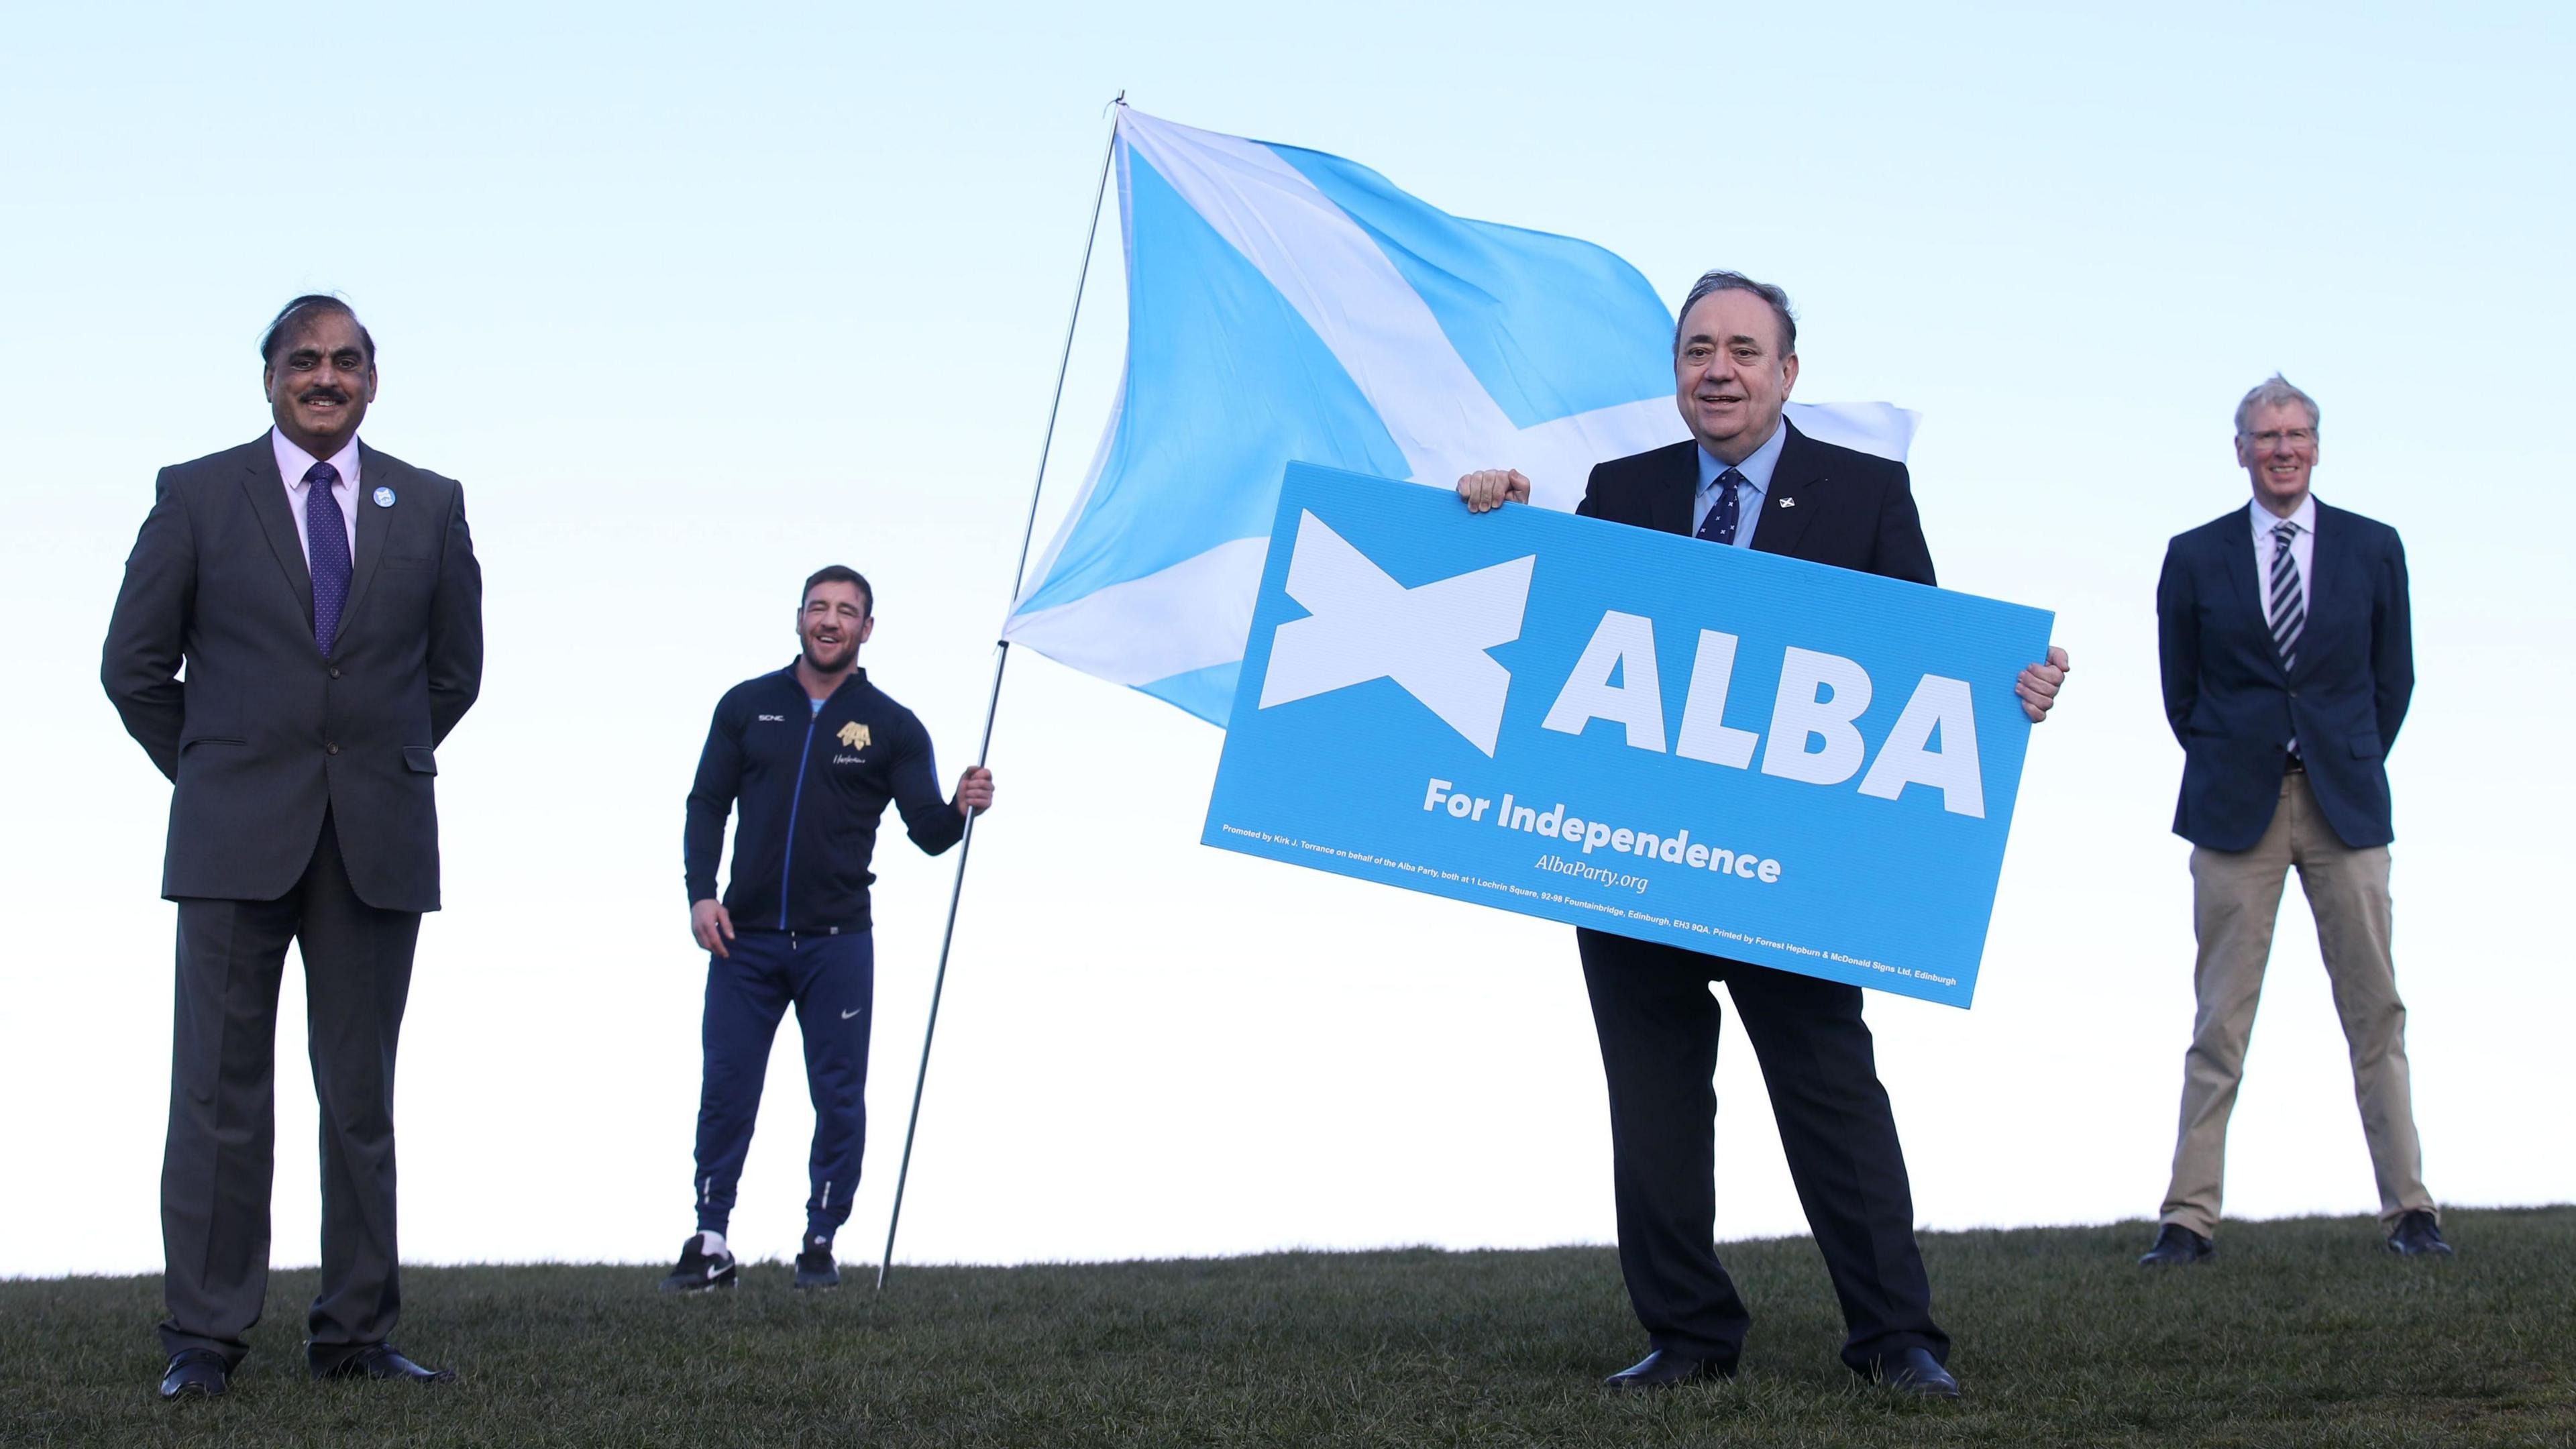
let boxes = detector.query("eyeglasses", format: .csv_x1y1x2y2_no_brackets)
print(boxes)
2242,428,2316,448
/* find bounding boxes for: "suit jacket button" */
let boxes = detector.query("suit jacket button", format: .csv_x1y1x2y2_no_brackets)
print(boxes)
326,743,340,755
329,667,341,680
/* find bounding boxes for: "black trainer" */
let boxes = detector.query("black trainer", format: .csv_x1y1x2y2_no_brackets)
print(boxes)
659,1232,739,1293
794,1236,841,1291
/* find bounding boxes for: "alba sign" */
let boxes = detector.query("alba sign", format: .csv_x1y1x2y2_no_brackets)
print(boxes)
1203,464,2057,1007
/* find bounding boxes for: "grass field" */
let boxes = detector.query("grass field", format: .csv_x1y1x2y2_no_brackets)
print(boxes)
3,1208,2569,1448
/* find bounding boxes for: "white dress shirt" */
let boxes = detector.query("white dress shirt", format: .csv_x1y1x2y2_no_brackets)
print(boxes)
2248,492,2317,604
2250,492,2318,752
1693,421,1789,547
272,427,361,568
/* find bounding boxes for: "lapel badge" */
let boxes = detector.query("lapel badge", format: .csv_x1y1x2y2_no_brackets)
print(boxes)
1778,496,1795,508
837,721,871,750
372,486,396,508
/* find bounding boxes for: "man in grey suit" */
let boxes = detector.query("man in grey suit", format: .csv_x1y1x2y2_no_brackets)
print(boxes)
103,296,484,1398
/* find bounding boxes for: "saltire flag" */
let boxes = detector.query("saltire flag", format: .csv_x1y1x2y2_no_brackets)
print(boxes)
1002,107,1919,724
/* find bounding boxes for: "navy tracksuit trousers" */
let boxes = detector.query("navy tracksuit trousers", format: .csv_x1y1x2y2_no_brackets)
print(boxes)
692,930,874,1245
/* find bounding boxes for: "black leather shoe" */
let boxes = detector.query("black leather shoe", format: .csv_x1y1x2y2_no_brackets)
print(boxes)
158,1349,229,1400
2137,1223,2215,1267
315,1345,456,1383
1866,1346,1960,1397
2387,1210,2455,1257
1603,1348,1735,1390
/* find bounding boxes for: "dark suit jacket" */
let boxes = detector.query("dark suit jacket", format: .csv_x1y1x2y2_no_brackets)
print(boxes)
102,435,484,911
2155,502,2410,852
1576,420,1936,585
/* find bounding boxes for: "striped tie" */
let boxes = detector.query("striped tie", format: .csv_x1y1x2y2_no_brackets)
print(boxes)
2267,520,2304,673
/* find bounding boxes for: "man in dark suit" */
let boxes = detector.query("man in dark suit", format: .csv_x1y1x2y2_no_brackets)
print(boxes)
2137,374,2443,1267
103,296,484,1398
1458,270,2068,1395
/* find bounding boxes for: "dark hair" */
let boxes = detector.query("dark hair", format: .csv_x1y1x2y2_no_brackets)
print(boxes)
1673,270,1796,358
260,294,376,366
802,565,873,617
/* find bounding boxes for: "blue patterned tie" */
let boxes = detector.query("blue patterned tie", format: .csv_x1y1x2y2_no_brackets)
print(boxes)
306,462,351,655
1695,468,1746,545
2267,520,2304,674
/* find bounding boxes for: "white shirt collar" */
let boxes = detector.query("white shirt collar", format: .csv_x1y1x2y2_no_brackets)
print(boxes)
272,427,361,494
1697,420,1788,500
2249,491,2316,539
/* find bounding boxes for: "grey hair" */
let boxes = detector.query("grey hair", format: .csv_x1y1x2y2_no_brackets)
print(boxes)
2233,373,2319,435
1673,270,1797,357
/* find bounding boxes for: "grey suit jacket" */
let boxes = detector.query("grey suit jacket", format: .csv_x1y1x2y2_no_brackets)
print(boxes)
102,435,484,910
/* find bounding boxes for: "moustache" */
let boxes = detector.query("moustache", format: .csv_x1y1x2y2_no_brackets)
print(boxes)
300,388,350,405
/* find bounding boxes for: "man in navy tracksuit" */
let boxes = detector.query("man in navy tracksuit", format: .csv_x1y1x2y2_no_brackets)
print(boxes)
664,564,993,1292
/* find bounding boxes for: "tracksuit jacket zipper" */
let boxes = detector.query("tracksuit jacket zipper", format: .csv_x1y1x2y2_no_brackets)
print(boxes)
775,709,822,930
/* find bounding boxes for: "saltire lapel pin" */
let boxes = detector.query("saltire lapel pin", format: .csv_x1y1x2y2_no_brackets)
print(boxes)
372,486,396,508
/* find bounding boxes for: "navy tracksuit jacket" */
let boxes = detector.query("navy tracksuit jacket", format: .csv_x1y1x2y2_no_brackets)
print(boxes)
682,664,964,1243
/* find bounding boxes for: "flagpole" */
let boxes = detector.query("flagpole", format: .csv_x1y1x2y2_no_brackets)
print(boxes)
877,93,1124,1293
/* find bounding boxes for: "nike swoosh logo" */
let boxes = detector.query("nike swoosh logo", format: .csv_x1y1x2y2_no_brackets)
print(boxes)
841,1008,861,1020
706,1263,724,1279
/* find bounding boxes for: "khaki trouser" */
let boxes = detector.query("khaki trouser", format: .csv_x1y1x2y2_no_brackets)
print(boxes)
2159,771,2433,1238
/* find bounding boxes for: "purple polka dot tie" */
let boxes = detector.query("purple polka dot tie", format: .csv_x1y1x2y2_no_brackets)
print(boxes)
1696,467,1745,545
305,462,351,655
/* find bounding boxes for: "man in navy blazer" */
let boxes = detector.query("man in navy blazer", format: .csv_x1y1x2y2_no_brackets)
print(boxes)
2139,374,2445,1267
1458,271,2068,1396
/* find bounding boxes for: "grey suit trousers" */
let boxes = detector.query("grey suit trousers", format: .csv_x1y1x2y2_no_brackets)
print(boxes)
160,812,419,1369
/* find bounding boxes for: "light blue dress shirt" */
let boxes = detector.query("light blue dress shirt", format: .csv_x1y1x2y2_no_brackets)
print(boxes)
1693,421,1789,547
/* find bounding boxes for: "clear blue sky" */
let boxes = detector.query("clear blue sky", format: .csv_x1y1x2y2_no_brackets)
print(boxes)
3,1,2569,1276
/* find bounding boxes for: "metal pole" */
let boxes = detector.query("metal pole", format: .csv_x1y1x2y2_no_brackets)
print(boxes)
877,95,1124,1292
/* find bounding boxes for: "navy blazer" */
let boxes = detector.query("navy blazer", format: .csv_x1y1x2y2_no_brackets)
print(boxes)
1576,420,1936,585
2155,501,2412,851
